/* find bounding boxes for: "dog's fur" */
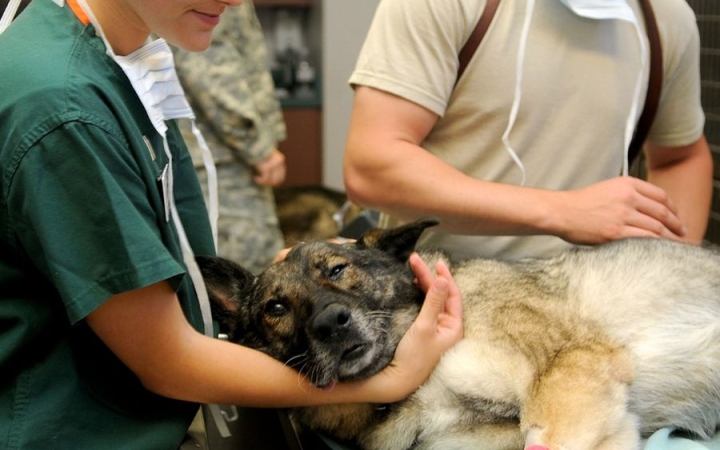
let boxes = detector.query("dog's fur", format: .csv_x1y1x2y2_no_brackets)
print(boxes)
198,219,720,450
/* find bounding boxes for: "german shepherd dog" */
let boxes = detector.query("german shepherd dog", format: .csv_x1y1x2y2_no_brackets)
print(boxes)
197,218,720,450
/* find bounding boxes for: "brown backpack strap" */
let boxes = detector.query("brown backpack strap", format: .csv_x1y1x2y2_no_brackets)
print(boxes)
628,0,663,165
456,0,501,85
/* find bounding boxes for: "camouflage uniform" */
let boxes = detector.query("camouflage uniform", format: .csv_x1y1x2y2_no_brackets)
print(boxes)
174,1,287,274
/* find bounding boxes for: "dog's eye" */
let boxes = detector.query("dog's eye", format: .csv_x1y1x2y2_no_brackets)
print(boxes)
264,299,290,317
326,263,346,281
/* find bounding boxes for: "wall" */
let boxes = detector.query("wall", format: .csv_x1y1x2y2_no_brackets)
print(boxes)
321,0,380,191
686,0,720,244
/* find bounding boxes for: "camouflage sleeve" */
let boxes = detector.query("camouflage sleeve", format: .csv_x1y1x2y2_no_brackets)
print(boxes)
174,1,287,165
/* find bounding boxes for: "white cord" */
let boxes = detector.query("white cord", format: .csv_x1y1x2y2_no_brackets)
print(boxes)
0,0,22,34
500,0,536,186
191,120,219,250
622,16,649,176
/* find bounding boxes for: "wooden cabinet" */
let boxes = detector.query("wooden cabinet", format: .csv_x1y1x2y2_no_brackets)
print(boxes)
254,0,323,187
686,0,720,244
279,107,322,186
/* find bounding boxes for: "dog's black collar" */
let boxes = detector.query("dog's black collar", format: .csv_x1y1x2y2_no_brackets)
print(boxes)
374,404,391,418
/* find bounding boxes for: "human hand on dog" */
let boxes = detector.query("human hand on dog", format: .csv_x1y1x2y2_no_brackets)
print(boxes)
365,253,463,403
549,177,688,244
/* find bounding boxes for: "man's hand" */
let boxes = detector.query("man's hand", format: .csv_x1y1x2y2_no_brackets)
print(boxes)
253,149,286,186
552,177,687,245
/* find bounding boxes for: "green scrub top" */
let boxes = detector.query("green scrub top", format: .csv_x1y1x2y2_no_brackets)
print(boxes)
0,1,216,449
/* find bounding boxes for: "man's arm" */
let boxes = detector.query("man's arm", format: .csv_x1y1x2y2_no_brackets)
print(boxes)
343,86,688,244
644,135,714,244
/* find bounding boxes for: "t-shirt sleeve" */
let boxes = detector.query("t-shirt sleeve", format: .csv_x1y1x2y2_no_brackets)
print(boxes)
647,1,705,148
7,121,185,324
349,0,481,117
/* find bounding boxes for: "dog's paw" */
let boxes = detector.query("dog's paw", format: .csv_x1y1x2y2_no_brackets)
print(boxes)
524,428,567,450
524,428,553,450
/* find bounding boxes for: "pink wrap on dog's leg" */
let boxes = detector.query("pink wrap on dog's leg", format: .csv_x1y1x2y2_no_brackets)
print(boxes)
524,428,549,450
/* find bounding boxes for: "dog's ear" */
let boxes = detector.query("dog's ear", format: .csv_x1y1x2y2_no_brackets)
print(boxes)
358,217,440,261
195,255,256,335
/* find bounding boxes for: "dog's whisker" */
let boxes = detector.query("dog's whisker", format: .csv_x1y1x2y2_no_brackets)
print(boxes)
310,366,322,385
307,365,319,387
284,352,309,369
368,322,390,335
366,310,392,319
296,363,311,393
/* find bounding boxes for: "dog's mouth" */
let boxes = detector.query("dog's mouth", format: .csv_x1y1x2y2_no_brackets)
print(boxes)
341,343,367,361
305,338,387,389
313,344,367,391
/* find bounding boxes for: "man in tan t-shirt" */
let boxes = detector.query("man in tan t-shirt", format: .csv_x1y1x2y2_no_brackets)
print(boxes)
345,0,712,261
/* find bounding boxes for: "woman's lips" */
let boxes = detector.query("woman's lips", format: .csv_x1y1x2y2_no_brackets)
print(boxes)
194,10,221,26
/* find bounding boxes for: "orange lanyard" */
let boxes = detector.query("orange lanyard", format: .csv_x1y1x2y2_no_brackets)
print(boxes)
65,0,89,26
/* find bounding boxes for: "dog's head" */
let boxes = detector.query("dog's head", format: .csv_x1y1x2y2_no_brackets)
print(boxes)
197,218,439,388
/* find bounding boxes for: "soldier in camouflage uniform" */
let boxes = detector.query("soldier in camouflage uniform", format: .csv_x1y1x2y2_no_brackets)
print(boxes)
174,1,287,274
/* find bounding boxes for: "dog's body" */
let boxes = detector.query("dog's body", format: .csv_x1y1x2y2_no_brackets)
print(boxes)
199,219,720,450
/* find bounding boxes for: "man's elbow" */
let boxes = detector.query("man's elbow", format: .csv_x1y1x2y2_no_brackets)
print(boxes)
344,164,379,209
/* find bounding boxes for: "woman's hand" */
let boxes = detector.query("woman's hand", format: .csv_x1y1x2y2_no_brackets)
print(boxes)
363,253,463,403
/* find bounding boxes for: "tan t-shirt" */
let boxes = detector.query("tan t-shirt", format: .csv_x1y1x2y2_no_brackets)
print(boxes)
349,0,704,260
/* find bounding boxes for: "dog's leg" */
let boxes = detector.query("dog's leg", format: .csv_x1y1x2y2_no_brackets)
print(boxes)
414,423,525,450
520,341,640,450
362,413,524,450
357,402,423,450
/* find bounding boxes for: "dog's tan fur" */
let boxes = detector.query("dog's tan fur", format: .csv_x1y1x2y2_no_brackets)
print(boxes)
199,219,720,450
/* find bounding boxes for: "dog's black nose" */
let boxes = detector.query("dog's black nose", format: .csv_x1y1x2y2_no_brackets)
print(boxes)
311,303,351,341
